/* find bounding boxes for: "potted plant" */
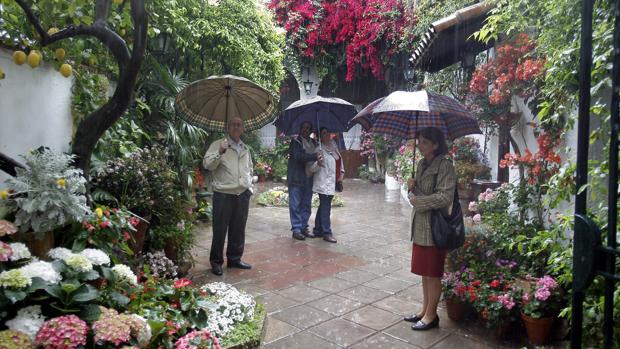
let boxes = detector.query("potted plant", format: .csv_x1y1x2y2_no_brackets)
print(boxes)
254,162,272,182
472,276,520,340
519,275,564,345
2,148,91,259
442,268,477,321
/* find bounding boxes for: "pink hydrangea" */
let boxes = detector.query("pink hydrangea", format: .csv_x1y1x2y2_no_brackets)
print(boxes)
93,313,131,346
34,315,88,349
0,242,13,262
175,329,221,349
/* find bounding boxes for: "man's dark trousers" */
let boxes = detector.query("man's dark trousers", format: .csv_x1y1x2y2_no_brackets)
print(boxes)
210,190,250,267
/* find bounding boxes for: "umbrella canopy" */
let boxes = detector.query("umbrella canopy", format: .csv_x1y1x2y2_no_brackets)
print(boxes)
274,95,357,136
175,75,278,132
351,90,481,140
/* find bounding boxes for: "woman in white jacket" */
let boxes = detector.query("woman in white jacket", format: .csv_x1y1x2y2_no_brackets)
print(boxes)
309,128,344,243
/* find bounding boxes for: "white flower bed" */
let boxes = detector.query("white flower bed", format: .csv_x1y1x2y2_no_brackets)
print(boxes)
199,282,256,338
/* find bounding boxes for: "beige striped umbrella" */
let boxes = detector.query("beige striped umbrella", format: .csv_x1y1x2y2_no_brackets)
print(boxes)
175,75,278,132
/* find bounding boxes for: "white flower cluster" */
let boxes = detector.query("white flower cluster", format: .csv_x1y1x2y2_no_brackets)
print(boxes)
47,247,73,260
65,254,93,273
8,242,31,261
79,248,110,266
144,251,176,279
131,314,152,348
20,260,61,284
199,282,256,338
5,305,46,340
112,264,138,285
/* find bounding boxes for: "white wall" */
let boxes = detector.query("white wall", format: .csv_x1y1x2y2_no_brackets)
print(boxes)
0,48,74,189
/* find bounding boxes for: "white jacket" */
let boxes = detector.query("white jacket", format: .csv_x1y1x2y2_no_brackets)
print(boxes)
310,142,344,195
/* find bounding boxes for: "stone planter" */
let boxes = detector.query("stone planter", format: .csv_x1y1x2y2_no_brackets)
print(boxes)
385,174,400,190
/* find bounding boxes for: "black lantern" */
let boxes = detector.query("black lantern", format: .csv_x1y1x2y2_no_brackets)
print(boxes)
403,68,415,83
302,66,313,95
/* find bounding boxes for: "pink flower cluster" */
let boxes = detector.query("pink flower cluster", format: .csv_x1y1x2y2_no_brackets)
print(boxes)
174,329,221,349
92,309,132,346
534,275,558,301
34,315,88,349
497,294,516,310
0,241,13,262
478,188,496,202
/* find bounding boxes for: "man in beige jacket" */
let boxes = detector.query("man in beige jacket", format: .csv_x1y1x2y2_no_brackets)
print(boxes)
203,116,253,276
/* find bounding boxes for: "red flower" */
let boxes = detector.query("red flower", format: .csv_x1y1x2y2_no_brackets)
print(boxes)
99,220,110,229
123,231,131,241
173,278,193,289
489,280,501,288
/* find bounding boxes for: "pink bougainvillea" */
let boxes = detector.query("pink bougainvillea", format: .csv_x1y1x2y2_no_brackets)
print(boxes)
268,0,414,81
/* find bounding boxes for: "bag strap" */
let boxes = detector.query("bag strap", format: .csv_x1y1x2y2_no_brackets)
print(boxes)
432,173,459,216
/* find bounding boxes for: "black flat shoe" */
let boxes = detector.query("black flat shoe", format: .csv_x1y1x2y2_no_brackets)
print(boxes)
323,235,337,243
228,260,252,269
211,264,223,276
403,314,422,323
292,232,306,240
411,316,439,331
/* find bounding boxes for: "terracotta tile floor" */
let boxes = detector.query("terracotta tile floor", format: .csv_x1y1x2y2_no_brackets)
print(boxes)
188,180,542,348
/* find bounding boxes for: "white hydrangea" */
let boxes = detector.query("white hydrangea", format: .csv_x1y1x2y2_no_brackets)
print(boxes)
65,254,93,273
5,305,46,340
8,243,31,261
47,247,73,260
199,282,256,337
112,264,138,285
131,314,152,348
79,248,110,266
20,261,62,284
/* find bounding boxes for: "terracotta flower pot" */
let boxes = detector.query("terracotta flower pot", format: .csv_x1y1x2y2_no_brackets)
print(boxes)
445,297,466,322
129,219,149,255
258,175,267,183
521,312,555,345
16,230,54,260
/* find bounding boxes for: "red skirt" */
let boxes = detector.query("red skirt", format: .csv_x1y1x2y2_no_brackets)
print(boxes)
411,243,447,277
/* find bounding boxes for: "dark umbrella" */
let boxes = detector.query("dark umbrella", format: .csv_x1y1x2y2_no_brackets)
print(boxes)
351,90,482,176
175,75,278,132
274,96,357,137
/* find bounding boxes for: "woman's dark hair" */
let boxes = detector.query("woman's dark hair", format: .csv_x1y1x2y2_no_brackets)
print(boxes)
319,127,328,134
418,127,448,156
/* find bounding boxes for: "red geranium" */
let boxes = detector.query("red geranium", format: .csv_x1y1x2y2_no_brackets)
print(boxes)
173,278,193,289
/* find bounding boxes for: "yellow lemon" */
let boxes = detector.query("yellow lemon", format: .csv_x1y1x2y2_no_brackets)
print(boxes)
56,178,66,188
119,29,126,36
113,0,123,4
1,190,8,200
27,51,41,68
47,27,59,35
55,48,65,61
95,208,104,218
59,63,72,78
13,51,27,65
0,68,5,80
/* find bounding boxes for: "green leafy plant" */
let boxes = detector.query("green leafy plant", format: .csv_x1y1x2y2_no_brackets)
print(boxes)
3,148,91,236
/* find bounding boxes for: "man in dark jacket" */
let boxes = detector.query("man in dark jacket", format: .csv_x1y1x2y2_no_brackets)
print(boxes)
287,121,322,240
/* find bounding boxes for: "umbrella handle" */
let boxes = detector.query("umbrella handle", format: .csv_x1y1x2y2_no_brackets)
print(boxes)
411,112,419,179
316,108,322,150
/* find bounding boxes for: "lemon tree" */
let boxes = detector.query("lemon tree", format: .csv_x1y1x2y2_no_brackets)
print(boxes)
0,0,147,175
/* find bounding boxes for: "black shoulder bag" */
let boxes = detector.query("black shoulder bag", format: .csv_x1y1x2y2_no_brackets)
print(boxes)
430,175,465,250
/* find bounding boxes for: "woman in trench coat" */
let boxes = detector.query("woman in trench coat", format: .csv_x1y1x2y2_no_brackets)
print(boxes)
404,127,456,331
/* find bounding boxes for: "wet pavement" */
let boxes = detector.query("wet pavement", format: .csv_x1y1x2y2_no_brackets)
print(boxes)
189,179,525,348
